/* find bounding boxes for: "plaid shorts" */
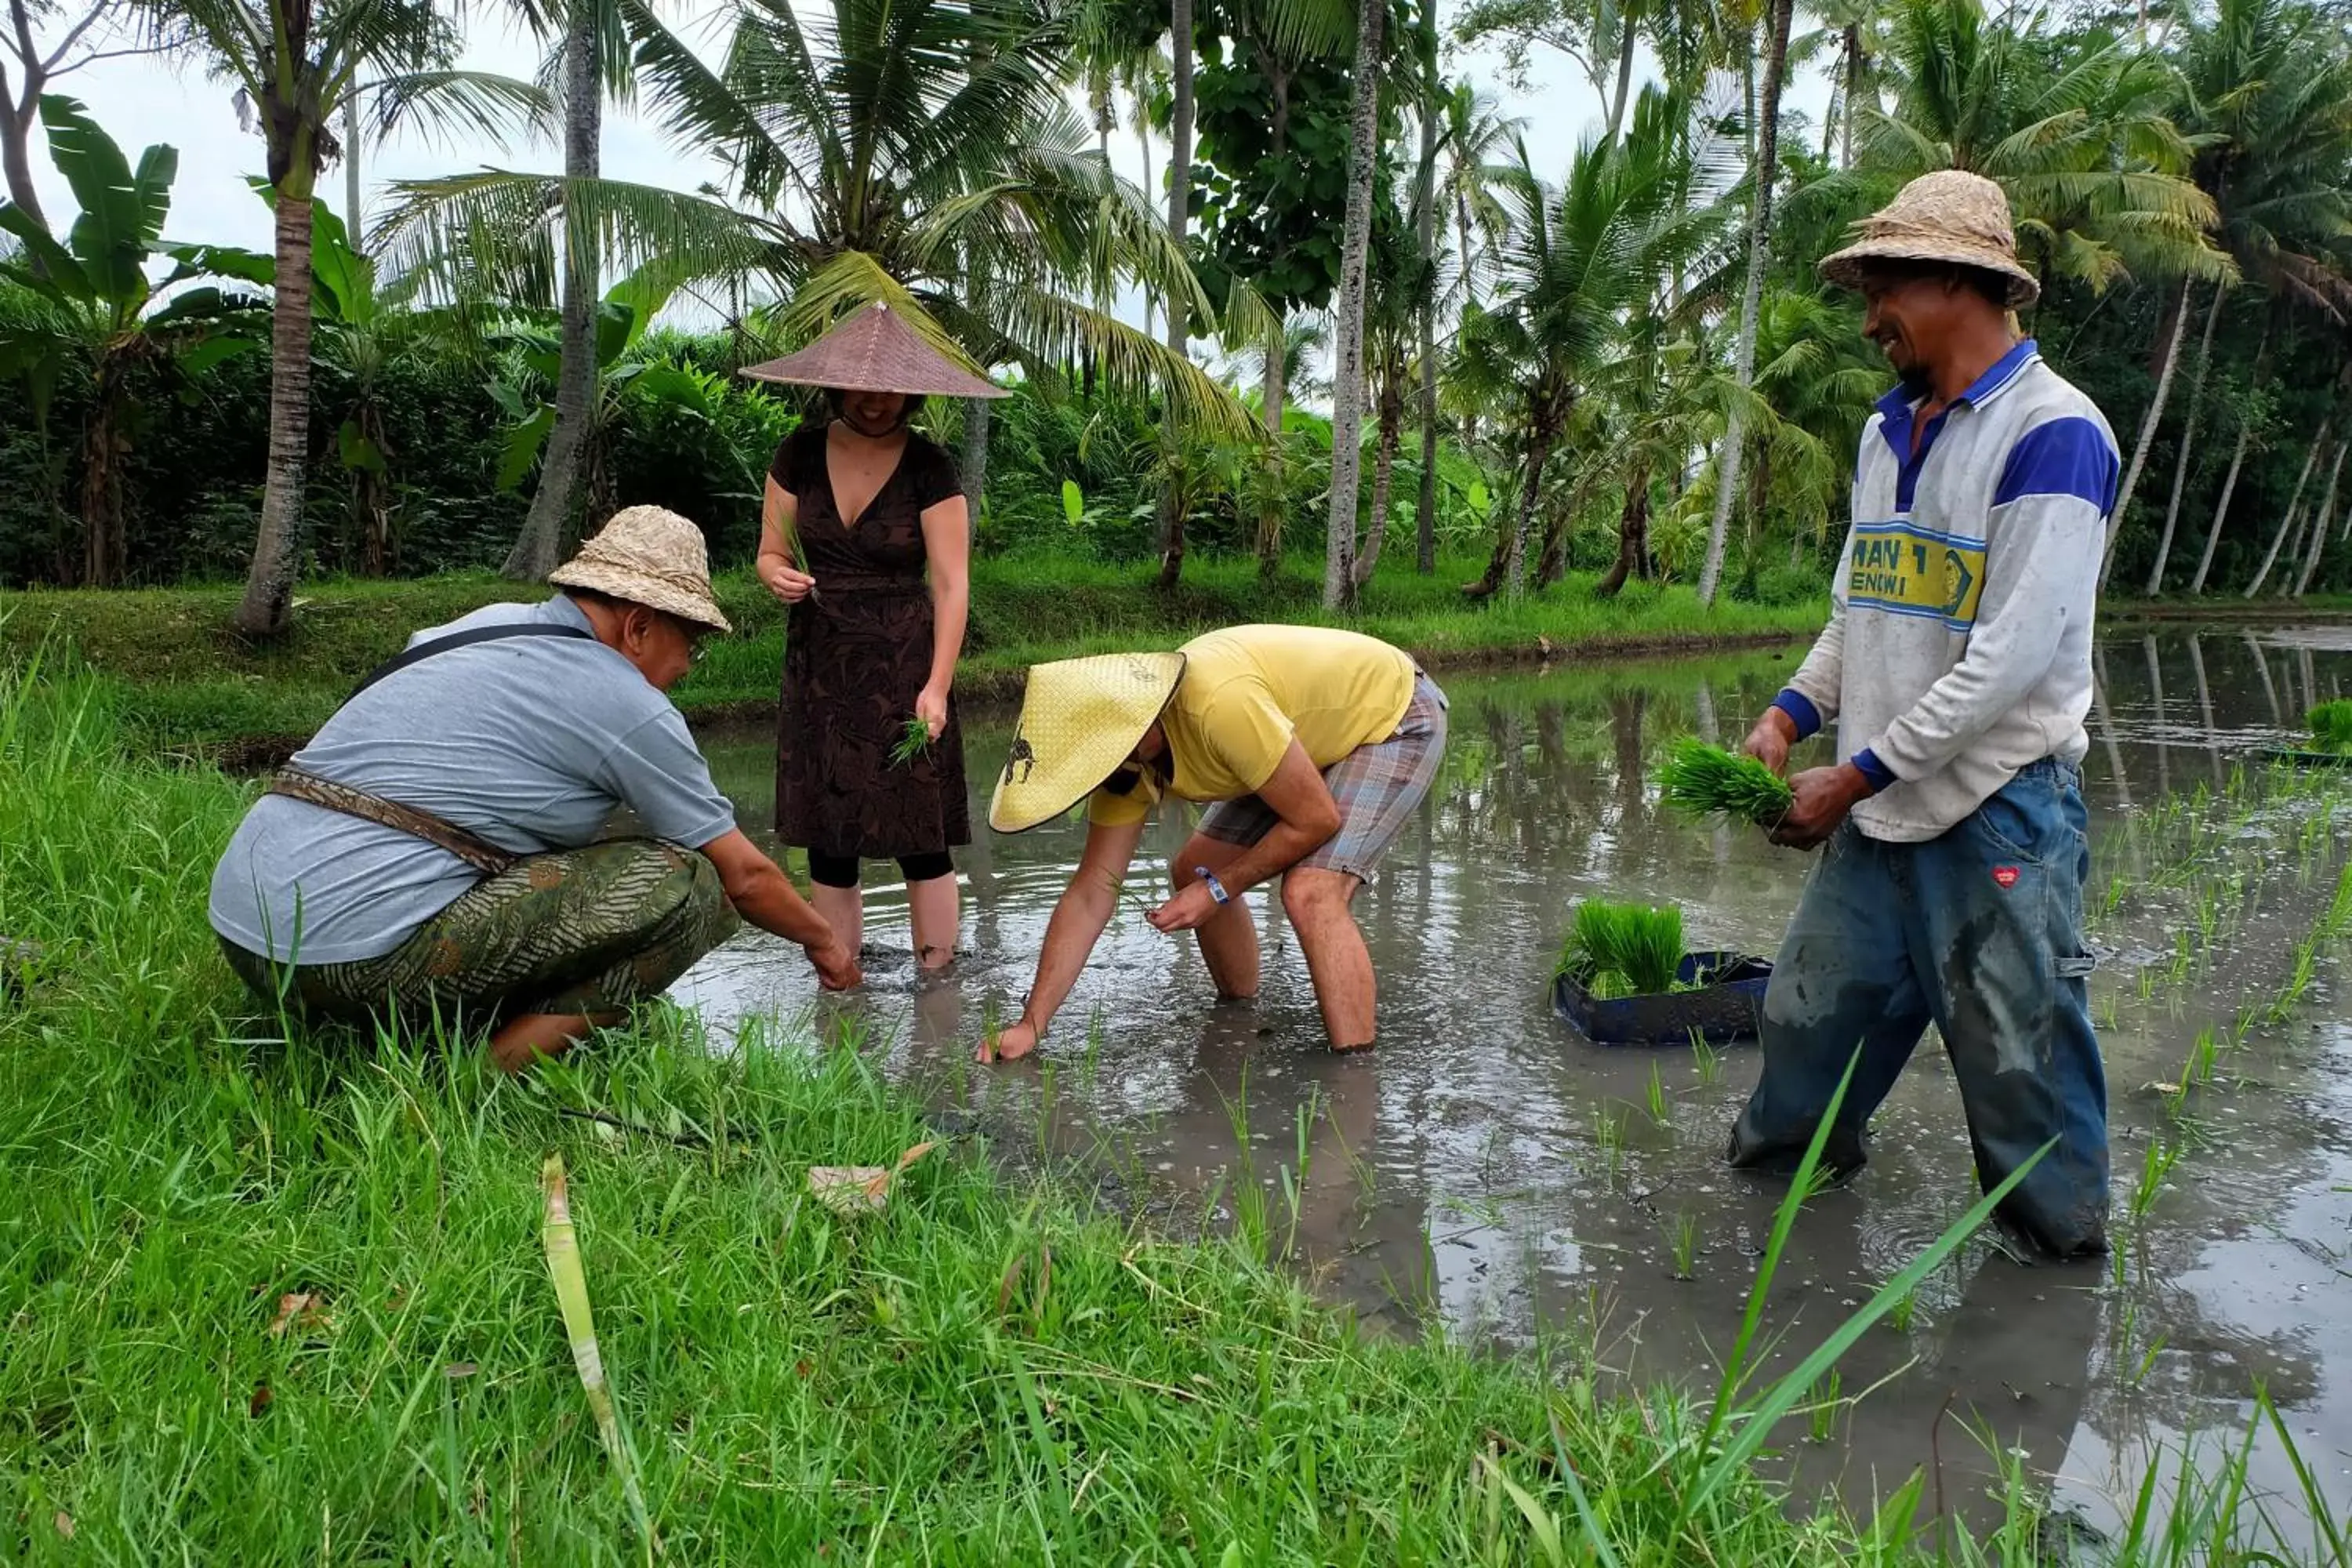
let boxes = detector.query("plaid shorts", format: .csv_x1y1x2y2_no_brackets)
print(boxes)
1197,673,1449,880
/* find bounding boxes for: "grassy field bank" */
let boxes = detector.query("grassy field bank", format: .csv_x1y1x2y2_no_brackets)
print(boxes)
0,551,1826,755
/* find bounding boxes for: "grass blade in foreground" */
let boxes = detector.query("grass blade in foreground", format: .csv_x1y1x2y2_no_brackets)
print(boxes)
1657,738,1795,826
541,1151,656,1552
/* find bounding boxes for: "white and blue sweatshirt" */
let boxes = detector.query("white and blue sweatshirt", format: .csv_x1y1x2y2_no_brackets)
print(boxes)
1773,339,2119,842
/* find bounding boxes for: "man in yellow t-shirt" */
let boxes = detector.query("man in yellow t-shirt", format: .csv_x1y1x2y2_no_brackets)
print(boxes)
982,625,1449,1059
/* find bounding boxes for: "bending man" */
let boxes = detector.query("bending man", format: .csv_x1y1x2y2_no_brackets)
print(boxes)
210,506,859,1072
1725,171,2117,1258
983,626,1447,1060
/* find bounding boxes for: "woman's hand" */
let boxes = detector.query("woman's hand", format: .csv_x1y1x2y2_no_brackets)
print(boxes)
915,682,949,742
979,1018,1040,1063
807,936,862,990
760,557,817,604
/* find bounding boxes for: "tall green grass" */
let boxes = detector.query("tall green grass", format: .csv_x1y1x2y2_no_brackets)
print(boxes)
1,652,2346,1563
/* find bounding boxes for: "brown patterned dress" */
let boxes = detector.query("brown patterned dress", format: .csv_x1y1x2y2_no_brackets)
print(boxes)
769,423,971,861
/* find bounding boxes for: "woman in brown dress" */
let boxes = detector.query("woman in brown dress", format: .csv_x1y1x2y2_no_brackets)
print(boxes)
744,304,1004,971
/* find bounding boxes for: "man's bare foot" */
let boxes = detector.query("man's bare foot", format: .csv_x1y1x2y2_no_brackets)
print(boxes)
489,1011,604,1073
1328,1038,1376,1055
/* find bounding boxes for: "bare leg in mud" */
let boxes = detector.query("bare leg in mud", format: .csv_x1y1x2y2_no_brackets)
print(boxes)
489,1011,618,1073
1171,837,1260,1000
1282,868,1374,1051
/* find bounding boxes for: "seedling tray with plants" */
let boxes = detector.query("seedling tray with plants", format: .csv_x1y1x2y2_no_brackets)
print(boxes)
1548,898,1772,1047
2256,700,2352,767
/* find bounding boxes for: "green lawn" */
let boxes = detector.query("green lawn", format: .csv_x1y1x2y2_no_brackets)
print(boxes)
0,551,1825,754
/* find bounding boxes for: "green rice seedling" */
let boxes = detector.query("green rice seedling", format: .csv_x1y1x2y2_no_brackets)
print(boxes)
1665,1210,1700,1280
1886,1285,1918,1334
1645,1061,1671,1127
2129,1137,2182,1225
889,713,932,768
1556,899,1685,997
1591,1109,1627,1190
1656,738,1795,826
2307,699,2352,751
1806,1370,1842,1443
1689,1032,1721,1087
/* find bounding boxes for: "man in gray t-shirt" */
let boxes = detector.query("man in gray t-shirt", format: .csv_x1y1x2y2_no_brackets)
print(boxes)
210,506,858,1070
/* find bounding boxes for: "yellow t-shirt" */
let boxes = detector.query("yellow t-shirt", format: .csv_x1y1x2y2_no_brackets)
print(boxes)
1087,626,1417,827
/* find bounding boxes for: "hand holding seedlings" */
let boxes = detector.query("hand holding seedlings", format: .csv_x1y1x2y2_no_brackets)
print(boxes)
1147,880,1222,934
914,683,949,742
1659,739,1796,826
889,713,932,768
980,1015,1042,1064
1769,763,1877,850
1741,707,1797,776
760,558,818,604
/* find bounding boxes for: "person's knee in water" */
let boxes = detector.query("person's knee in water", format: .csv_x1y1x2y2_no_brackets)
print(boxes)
1722,171,2117,1260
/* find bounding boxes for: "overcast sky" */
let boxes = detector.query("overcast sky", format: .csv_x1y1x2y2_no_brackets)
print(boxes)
18,1,1831,335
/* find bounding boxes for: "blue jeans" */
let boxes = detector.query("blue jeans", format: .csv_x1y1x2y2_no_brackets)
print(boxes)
1726,759,2109,1257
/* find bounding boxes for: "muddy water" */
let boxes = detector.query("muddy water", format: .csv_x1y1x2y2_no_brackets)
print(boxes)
673,629,2352,1537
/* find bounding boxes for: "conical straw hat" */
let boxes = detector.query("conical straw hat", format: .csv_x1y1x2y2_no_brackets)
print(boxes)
989,652,1189,833
548,505,733,633
740,301,1007,399
1819,170,2040,308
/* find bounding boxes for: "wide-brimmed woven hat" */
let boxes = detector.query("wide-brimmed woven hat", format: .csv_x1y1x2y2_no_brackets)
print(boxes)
1820,170,2040,308
549,505,734,633
989,652,1189,833
741,302,1007,399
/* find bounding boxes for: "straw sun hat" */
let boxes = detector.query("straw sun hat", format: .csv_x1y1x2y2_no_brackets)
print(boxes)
549,505,734,633
741,301,1008,400
989,652,1189,833
1819,169,2040,309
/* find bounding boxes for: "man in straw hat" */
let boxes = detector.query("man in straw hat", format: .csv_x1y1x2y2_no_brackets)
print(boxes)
210,506,860,1072
1723,170,2120,1258
982,626,1448,1060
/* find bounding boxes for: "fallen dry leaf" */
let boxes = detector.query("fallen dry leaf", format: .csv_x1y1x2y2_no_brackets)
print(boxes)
808,1142,938,1217
267,1291,331,1338
444,1362,478,1380
249,1381,273,1418
53,1512,74,1540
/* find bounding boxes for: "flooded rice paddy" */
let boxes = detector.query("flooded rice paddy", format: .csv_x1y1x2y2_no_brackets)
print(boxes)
675,625,2352,1537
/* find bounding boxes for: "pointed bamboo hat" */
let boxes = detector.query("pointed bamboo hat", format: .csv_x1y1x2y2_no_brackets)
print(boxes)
1819,170,2040,308
740,302,1007,398
989,652,1189,833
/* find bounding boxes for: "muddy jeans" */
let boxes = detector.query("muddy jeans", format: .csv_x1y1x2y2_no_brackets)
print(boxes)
1726,758,2109,1257
220,837,739,1030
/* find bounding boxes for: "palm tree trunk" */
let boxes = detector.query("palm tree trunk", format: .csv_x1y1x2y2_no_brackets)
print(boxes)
1840,24,1859,169
1323,0,1385,610
960,397,990,542
2295,441,2345,596
1262,318,1285,434
2245,421,2327,597
79,350,126,588
1697,0,1793,608
506,5,601,583
1414,24,1440,576
234,187,319,637
1602,2,1637,146
1468,415,1555,597
1595,464,1652,597
1355,367,1404,586
354,395,391,575
1155,0,1195,591
2102,278,2192,585
2143,284,2227,595
2187,417,2252,595
342,92,364,252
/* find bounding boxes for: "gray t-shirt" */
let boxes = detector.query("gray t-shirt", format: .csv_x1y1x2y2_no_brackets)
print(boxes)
209,596,738,964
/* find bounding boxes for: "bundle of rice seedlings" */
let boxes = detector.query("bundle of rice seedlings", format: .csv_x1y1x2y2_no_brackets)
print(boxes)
1556,899,1686,996
2308,700,2352,752
1657,738,1795,826
889,714,932,768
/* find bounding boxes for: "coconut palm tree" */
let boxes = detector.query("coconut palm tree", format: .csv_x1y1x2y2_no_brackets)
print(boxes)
168,0,544,635
387,0,1236,500
1323,0,1388,608
1460,87,1737,600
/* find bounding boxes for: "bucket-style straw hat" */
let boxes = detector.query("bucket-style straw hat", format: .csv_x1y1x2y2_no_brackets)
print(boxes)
741,301,1008,399
1819,170,2040,309
989,651,1189,833
549,504,734,633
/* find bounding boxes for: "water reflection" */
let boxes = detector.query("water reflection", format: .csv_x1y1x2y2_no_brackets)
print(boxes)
676,630,2351,1531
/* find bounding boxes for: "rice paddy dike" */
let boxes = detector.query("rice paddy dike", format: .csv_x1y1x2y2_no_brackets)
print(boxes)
5,619,2352,1560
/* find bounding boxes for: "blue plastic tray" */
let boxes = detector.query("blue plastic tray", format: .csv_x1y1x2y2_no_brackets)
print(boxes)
1550,949,1773,1047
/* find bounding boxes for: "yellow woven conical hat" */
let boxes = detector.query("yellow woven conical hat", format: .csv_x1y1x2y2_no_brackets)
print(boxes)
989,652,1188,833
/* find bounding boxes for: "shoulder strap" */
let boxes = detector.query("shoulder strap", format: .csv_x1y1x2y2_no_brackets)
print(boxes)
347,621,596,705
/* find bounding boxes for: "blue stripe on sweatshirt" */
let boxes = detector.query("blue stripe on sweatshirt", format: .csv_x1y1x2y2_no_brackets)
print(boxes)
1993,416,2120,514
